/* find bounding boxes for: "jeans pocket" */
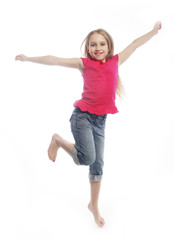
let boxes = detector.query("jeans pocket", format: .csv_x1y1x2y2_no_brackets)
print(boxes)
76,112,90,129
97,115,107,128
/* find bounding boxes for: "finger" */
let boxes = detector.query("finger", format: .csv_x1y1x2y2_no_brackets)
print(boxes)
156,21,162,29
15,55,21,60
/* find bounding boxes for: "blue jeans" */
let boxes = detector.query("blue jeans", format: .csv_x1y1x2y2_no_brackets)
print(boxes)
70,107,107,182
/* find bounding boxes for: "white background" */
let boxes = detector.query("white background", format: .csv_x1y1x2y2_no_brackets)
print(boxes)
0,0,174,239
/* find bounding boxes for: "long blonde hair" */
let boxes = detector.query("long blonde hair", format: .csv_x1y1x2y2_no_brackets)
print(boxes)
81,28,124,98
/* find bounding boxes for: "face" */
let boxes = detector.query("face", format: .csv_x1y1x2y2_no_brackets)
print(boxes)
88,33,109,62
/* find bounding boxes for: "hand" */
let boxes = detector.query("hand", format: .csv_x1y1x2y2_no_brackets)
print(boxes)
153,21,162,34
15,54,28,61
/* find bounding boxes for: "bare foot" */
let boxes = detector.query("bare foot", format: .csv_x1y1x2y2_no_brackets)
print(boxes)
88,202,105,227
48,134,62,162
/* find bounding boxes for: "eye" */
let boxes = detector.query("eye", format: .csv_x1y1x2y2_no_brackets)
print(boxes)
101,43,106,46
90,43,96,47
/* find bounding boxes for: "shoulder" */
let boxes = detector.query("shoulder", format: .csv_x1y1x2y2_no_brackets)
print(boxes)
81,57,92,66
111,54,118,61
107,54,119,65
106,54,119,64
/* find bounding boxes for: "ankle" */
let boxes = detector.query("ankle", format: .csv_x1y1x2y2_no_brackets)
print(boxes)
52,133,62,147
89,201,98,208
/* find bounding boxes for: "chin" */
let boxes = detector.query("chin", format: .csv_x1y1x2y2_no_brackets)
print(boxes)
93,56,105,61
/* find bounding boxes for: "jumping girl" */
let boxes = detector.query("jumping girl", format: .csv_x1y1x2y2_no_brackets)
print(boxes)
15,22,161,227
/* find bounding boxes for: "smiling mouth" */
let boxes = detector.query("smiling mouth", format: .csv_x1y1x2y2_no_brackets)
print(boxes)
94,52,103,56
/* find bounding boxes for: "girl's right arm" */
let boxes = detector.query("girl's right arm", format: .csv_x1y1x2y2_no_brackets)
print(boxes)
15,54,84,71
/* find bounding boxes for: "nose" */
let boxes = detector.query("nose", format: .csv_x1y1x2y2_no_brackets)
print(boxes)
96,44,101,51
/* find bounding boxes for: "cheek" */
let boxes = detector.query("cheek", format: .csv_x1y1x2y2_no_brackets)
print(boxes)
106,48,110,55
105,46,109,52
87,49,93,58
88,48,94,56
88,47,91,53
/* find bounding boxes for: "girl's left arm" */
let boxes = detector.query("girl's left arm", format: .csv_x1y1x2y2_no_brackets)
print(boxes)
118,22,162,66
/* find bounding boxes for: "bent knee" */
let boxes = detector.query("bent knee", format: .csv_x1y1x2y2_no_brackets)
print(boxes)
79,153,95,166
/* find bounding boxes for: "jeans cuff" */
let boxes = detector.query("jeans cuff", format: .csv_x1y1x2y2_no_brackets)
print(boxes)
72,146,80,165
89,174,102,182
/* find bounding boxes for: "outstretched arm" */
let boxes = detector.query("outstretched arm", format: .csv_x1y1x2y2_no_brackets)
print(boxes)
118,22,162,66
15,55,84,71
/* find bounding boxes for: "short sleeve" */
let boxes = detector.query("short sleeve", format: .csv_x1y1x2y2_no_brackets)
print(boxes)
113,54,118,62
81,57,89,66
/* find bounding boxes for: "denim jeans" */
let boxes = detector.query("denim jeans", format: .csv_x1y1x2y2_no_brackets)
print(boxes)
70,107,107,182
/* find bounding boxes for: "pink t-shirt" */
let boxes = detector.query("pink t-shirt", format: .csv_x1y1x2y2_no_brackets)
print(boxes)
73,54,119,115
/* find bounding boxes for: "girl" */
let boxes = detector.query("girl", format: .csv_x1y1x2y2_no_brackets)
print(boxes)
15,22,161,227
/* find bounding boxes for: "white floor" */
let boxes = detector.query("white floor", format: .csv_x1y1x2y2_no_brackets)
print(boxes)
0,123,174,240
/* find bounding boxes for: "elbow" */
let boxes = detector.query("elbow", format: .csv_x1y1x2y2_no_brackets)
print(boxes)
47,55,57,65
132,39,139,49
